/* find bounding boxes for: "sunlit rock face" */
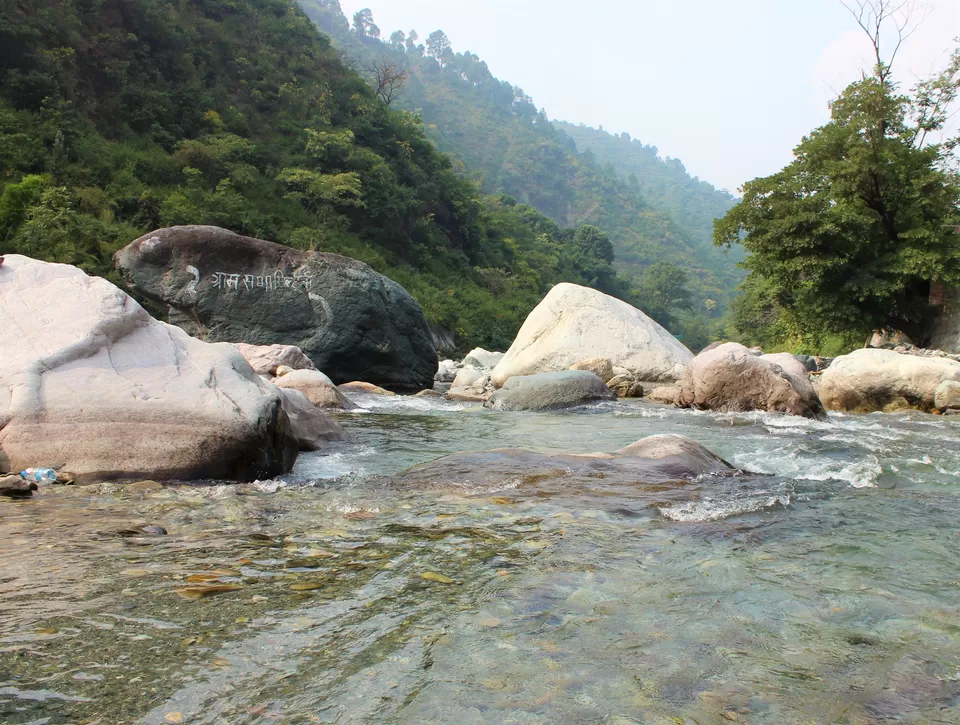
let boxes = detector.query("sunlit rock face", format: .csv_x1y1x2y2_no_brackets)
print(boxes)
491,283,693,387
677,343,824,419
819,348,960,413
0,254,296,482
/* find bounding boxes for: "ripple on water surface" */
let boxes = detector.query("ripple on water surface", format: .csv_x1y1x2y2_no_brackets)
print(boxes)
2,398,960,724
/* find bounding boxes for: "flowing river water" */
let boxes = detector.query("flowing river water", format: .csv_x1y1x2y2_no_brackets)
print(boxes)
2,395,960,724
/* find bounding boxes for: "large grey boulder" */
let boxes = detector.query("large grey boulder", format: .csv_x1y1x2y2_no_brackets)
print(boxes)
484,370,616,411
819,348,960,413
677,342,824,418
273,388,346,451
391,434,739,493
114,226,437,391
491,283,692,387
0,255,297,482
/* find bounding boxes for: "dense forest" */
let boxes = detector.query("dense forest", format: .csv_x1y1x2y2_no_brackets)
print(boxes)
298,0,741,342
0,0,694,351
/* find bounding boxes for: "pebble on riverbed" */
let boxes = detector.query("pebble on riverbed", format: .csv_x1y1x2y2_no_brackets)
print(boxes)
0,473,38,498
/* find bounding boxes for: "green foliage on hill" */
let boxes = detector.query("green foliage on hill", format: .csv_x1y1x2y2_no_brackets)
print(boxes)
716,54,960,350
298,0,740,326
0,0,644,352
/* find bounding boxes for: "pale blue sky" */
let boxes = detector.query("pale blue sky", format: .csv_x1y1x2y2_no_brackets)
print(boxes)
336,0,959,194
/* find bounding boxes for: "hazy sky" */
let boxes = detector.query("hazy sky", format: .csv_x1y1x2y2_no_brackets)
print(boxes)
335,0,959,194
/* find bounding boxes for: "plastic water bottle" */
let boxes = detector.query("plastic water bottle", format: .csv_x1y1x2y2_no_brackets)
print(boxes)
20,468,57,483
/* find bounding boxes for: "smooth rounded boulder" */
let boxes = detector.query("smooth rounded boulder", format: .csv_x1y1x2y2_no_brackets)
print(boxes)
677,342,824,418
235,343,316,377
274,369,356,410
484,371,616,411
491,283,692,387
936,380,960,411
819,348,960,413
115,226,437,391
0,255,297,482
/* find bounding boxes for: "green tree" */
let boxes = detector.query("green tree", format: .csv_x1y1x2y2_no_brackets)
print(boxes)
716,68,960,343
352,8,380,38
425,30,451,62
635,261,692,330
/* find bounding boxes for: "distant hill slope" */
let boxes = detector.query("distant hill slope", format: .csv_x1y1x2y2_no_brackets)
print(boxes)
553,121,742,268
299,0,744,308
0,0,650,351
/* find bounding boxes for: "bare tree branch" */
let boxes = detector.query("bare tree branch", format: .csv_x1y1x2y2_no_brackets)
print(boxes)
838,0,930,81
368,57,408,106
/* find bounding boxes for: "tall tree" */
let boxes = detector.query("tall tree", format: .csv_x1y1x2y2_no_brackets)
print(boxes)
715,23,960,343
352,8,380,38
425,30,451,61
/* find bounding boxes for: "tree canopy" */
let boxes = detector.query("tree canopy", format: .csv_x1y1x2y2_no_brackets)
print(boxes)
716,39,960,347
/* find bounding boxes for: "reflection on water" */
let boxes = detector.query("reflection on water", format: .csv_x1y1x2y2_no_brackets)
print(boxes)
2,396,960,723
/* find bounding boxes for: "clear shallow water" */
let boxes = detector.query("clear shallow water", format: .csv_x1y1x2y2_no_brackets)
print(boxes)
3,397,960,724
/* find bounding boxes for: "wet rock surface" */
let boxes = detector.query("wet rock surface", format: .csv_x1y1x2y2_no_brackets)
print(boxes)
484,371,616,411
391,434,740,494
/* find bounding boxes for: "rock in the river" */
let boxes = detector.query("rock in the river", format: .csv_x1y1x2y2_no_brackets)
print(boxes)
647,385,680,405
484,371,616,411
273,388,346,451
446,368,495,402
0,473,37,498
391,433,739,493
570,357,615,383
463,348,504,370
234,343,316,377
491,283,692,387
0,255,297,482
606,374,644,399
434,359,460,383
935,380,960,411
115,226,437,391
677,342,824,418
274,369,355,410
338,381,397,396
819,349,960,412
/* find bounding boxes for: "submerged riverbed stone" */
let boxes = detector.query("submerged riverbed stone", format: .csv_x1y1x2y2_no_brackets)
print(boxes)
484,371,616,411
677,342,824,418
819,348,960,413
115,226,437,391
0,255,297,482
391,433,739,493
490,283,693,387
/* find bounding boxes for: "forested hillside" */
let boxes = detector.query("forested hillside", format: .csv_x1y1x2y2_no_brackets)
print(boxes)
298,0,743,319
553,122,741,269
0,0,646,350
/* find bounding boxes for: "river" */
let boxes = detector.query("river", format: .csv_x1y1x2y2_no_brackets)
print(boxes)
2,395,960,724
